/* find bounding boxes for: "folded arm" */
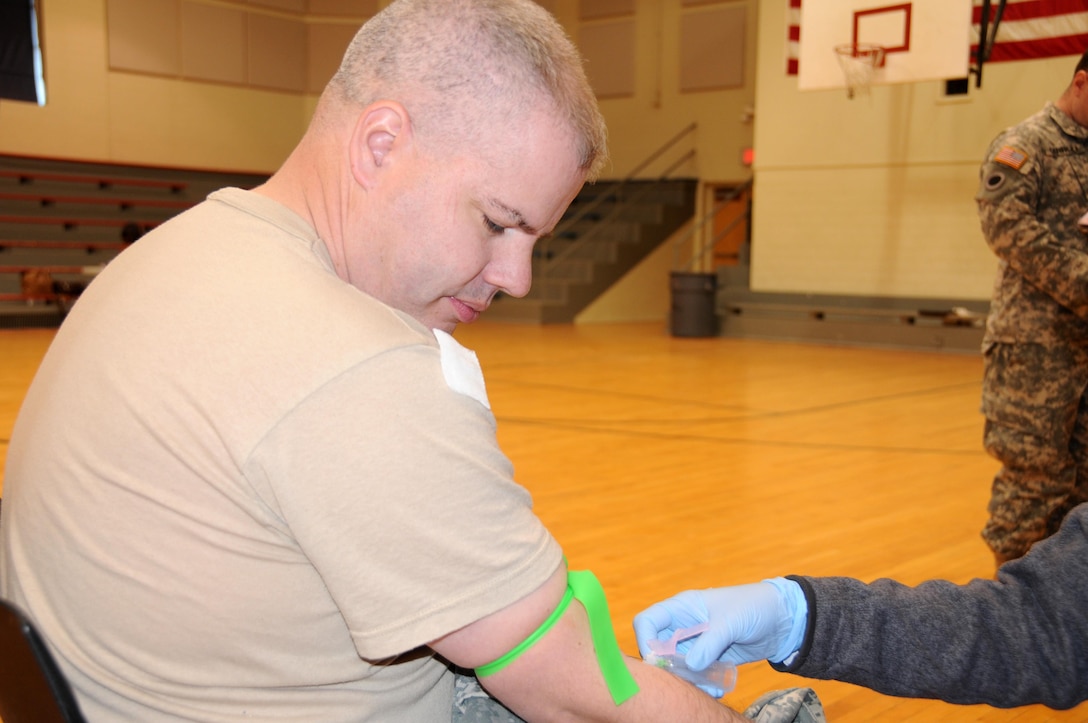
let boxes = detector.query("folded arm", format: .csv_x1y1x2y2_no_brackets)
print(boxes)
976,155,1088,318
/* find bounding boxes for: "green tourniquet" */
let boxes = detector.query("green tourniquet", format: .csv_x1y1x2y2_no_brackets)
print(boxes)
475,585,575,677
474,569,639,706
474,569,639,704
567,570,641,706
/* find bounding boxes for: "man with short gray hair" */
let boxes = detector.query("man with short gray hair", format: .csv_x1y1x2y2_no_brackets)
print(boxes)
1,1,750,721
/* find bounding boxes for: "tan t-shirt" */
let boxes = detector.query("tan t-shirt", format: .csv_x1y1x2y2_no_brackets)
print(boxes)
1,188,562,721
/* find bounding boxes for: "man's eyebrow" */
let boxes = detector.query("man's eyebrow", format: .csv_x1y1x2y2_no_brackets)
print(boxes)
488,198,541,236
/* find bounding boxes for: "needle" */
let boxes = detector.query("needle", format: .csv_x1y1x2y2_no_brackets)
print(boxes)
647,622,709,656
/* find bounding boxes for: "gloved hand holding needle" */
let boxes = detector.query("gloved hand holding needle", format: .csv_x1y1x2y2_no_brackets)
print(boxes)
631,516,1088,713
633,578,808,672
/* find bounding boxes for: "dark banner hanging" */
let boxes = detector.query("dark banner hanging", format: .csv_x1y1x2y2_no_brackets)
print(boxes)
0,0,45,104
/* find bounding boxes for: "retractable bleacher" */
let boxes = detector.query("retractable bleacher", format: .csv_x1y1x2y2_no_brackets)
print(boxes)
0,155,268,328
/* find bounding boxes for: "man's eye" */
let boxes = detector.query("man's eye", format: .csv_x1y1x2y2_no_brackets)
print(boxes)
483,216,505,235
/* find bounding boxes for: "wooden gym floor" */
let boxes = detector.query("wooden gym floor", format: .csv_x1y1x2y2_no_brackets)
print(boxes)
1,321,1083,721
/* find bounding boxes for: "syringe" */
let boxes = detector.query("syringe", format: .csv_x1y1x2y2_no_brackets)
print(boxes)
643,622,737,698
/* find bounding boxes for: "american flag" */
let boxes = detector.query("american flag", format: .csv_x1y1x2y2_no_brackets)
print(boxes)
972,0,1088,63
787,0,801,75
786,0,1088,76
995,145,1028,168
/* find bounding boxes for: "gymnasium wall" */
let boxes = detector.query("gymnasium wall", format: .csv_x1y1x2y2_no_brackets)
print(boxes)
752,0,1073,303
0,0,756,178
0,0,1072,312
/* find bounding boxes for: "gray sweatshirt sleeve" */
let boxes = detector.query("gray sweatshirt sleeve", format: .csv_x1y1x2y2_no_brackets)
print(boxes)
774,505,1088,710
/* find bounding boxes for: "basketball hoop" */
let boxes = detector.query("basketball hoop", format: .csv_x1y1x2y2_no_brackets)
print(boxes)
834,43,885,99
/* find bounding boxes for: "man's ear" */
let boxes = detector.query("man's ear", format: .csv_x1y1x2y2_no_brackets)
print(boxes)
348,102,408,188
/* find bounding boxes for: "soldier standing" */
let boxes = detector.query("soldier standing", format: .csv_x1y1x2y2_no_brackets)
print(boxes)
975,49,1088,568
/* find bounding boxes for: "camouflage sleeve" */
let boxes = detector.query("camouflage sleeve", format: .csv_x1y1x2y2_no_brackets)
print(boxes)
976,143,1088,318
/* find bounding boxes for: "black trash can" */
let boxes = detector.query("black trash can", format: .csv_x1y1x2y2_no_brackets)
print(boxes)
669,271,718,338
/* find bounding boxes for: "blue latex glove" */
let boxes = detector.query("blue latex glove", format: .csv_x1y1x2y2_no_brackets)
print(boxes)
632,578,808,672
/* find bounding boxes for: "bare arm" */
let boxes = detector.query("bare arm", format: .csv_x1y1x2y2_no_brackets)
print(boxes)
431,562,748,722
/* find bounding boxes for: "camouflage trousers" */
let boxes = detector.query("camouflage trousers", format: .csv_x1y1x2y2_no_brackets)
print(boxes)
452,671,827,722
452,672,524,722
981,342,1088,560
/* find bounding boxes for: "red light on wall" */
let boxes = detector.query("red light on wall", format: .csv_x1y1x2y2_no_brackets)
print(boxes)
741,147,755,167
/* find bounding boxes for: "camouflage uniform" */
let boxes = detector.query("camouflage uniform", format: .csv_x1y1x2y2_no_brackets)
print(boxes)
975,102,1088,561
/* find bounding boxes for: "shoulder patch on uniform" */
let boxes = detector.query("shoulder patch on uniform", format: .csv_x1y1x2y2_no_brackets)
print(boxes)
984,170,1007,192
433,329,491,410
994,145,1028,170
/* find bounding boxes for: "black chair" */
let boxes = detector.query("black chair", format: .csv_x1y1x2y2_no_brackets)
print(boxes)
0,597,87,722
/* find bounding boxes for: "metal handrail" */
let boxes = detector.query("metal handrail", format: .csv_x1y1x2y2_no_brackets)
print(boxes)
672,177,752,273
536,123,698,280
543,149,697,271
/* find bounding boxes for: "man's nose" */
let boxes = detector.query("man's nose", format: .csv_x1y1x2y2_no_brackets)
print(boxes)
485,236,534,298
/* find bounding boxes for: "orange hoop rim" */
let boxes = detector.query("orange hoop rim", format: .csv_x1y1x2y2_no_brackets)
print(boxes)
834,43,886,67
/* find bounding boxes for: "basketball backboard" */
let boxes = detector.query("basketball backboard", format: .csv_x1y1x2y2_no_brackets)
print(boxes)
797,0,973,93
